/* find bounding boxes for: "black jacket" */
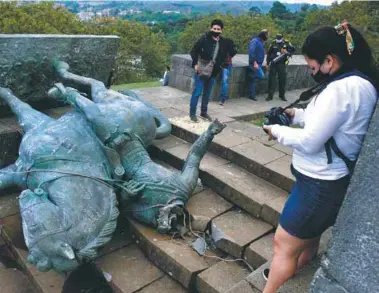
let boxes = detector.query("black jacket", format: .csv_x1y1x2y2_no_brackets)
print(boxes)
267,40,296,65
190,32,229,77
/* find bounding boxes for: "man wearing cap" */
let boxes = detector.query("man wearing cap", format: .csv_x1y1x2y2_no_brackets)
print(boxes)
266,34,295,101
247,29,268,101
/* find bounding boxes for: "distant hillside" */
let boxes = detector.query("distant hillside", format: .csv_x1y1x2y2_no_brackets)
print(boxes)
58,1,327,16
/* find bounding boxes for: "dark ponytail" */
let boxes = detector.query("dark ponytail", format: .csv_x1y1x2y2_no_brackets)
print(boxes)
302,25,379,90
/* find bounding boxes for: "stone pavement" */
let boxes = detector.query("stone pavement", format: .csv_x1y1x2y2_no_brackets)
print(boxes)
0,85,330,293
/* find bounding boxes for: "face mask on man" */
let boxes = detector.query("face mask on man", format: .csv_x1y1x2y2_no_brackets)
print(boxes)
276,38,283,43
312,61,332,83
211,30,221,37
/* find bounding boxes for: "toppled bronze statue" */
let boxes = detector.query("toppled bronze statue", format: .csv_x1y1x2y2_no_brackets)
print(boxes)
0,60,226,273
49,61,226,233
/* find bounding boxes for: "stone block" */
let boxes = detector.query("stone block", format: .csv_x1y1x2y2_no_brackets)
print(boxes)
265,155,295,193
260,194,288,227
202,163,287,218
211,210,273,258
0,34,119,116
225,280,261,293
0,193,19,219
0,268,36,293
152,135,187,151
229,140,286,169
127,218,214,288
247,257,321,293
137,275,187,293
196,260,250,293
186,189,233,231
160,107,186,119
97,244,164,293
226,121,263,140
244,233,274,268
245,260,271,291
271,143,293,156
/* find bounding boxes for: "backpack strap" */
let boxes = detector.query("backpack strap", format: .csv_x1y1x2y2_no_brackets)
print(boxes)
325,137,356,174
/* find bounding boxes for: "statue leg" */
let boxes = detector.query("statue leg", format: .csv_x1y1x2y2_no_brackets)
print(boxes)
180,120,226,191
53,60,107,103
0,163,25,190
0,88,53,133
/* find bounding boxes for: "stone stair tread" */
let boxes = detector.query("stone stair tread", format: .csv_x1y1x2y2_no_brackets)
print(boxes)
244,233,274,269
0,267,36,293
196,259,251,293
126,217,225,289
137,275,187,293
225,280,261,293
246,257,321,293
96,244,165,293
151,136,289,227
186,189,233,231
166,119,295,193
211,210,273,259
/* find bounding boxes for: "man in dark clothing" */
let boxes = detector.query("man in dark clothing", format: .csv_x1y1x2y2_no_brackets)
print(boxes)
219,38,237,106
266,34,295,101
248,29,268,101
189,19,229,122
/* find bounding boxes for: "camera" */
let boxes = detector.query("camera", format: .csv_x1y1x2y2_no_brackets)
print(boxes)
262,107,291,133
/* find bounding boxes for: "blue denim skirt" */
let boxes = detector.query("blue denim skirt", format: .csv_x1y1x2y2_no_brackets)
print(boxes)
279,165,350,239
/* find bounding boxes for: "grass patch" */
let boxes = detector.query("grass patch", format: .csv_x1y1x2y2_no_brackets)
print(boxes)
111,80,161,90
251,117,266,127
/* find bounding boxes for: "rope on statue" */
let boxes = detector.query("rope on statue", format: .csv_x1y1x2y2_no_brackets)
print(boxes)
0,168,145,196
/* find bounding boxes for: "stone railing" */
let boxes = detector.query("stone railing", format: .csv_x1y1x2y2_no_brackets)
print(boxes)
169,54,315,100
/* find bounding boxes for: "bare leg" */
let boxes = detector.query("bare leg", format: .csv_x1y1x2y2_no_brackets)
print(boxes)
180,120,225,191
0,88,53,133
263,226,313,293
53,60,107,103
297,236,320,269
0,163,25,190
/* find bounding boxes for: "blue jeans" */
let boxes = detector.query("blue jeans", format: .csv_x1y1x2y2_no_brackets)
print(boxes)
220,65,232,102
190,73,215,117
248,64,265,98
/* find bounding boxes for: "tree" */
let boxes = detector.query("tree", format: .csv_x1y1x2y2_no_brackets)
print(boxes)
269,1,290,19
249,6,262,16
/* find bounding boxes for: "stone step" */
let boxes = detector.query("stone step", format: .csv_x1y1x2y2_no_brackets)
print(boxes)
167,120,295,193
0,267,36,293
149,135,288,228
0,195,187,293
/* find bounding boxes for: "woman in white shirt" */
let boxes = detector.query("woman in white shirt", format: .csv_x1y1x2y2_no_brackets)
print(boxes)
262,22,378,293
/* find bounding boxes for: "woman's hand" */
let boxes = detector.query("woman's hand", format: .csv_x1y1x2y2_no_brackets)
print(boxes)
284,108,296,118
262,125,277,141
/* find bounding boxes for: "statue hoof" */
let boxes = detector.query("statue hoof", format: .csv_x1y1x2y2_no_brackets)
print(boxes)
209,119,226,135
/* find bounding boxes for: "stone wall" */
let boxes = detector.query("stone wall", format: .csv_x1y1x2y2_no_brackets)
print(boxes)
169,54,315,100
309,103,379,293
0,34,119,116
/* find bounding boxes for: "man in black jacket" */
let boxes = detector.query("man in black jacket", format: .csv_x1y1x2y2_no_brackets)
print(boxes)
266,34,295,101
189,19,229,122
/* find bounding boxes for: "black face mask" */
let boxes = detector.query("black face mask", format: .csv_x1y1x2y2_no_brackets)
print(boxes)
261,34,268,41
211,31,221,37
312,63,331,83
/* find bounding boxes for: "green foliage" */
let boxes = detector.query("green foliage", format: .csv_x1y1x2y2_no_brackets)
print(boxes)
0,2,170,84
179,14,278,54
